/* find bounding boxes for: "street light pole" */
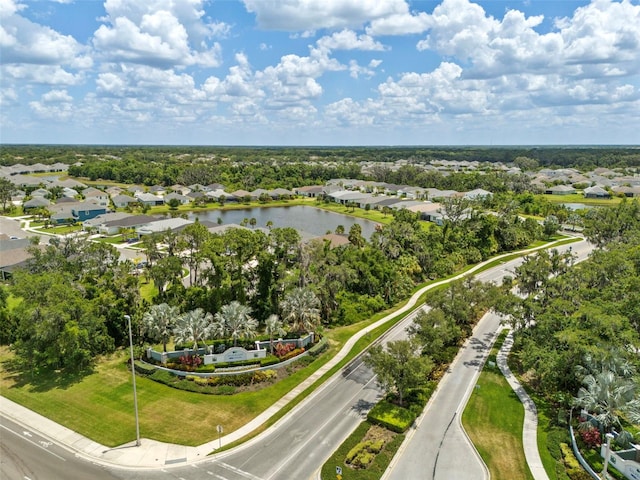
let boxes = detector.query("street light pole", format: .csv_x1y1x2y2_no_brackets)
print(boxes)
602,432,615,479
125,314,141,447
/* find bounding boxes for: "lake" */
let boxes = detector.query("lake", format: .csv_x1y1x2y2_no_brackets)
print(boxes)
190,205,379,239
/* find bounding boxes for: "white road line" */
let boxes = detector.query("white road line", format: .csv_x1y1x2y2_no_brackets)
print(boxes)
218,461,264,480
1,424,66,461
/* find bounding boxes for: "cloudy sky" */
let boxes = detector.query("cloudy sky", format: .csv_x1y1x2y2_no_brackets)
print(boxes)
1,0,639,146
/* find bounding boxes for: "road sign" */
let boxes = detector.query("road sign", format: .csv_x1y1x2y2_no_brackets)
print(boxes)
336,466,342,475
217,425,223,433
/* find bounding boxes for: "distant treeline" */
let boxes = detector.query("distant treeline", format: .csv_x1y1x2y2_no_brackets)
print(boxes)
1,144,639,170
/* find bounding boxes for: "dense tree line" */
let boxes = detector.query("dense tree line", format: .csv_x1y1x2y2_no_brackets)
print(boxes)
498,199,640,420
3,145,639,173
1,193,547,374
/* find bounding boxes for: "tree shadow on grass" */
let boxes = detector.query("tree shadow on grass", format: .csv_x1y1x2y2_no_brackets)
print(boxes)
1,356,93,392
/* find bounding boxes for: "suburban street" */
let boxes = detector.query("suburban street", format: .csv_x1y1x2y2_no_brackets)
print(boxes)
384,238,593,480
0,237,593,480
0,415,120,480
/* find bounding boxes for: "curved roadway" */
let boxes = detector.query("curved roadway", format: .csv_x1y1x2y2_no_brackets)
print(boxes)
0,235,592,480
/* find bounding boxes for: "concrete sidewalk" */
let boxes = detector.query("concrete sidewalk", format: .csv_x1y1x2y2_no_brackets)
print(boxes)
1,240,573,471
496,329,549,480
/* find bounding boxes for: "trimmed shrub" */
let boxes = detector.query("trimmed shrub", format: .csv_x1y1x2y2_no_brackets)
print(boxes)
346,440,383,469
134,361,157,375
280,347,305,361
560,443,593,480
307,338,328,357
367,401,416,433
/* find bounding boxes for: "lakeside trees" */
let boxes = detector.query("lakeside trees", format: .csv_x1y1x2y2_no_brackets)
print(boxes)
497,199,640,430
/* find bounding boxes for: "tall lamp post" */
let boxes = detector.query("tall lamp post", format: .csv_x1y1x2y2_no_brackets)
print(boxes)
602,432,615,479
125,314,141,447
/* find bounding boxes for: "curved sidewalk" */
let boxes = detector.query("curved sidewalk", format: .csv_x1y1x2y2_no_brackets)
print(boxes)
0,239,576,470
497,329,549,480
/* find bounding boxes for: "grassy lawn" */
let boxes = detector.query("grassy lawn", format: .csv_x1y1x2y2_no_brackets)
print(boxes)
540,193,621,206
320,422,405,480
0,346,338,447
462,331,534,480
0,238,574,449
39,224,83,235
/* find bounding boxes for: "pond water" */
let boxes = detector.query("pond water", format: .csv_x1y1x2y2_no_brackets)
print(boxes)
561,203,594,211
190,205,379,239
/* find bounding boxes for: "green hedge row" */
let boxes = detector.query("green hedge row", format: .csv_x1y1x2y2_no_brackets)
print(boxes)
560,443,593,480
367,401,416,434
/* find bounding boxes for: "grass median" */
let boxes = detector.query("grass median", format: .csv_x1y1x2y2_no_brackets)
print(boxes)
462,330,534,480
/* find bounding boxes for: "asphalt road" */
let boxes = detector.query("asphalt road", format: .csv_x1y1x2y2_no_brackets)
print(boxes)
0,237,593,480
384,238,593,480
0,415,120,480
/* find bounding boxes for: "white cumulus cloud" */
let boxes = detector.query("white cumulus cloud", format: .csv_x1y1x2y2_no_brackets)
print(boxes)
93,0,223,68
243,0,408,31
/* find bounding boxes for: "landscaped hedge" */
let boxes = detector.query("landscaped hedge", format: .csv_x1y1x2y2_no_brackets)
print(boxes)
308,337,328,357
367,401,416,433
320,421,405,480
560,443,593,480
134,361,157,375
346,440,385,469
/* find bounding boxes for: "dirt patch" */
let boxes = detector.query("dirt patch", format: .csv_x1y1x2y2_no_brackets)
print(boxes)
362,424,396,444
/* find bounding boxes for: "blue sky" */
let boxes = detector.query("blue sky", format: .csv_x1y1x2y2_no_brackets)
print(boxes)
1,0,639,145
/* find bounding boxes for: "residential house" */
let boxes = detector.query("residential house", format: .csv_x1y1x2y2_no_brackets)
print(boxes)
0,237,44,280
83,212,134,233
30,188,50,197
171,184,190,195
231,189,253,201
294,185,324,197
464,188,493,200
205,189,234,201
71,201,108,221
62,187,79,198
22,197,51,210
270,188,295,199
111,194,138,208
545,185,577,195
135,192,164,206
149,185,166,196
52,178,86,189
105,186,122,197
164,192,191,205
99,214,159,235
307,233,351,249
583,186,610,199
136,217,193,236
83,187,109,206
611,186,640,198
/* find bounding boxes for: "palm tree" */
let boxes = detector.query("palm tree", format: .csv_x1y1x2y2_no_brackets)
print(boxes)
174,308,213,350
281,287,321,334
213,301,257,346
265,314,286,354
142,303,179,352
573,351,640,446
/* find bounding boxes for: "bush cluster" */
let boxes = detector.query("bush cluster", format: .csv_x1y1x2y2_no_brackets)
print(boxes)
279,347,305,361
560,443,593,480
367,401,416,434
345,440,385,469
185,369,278,387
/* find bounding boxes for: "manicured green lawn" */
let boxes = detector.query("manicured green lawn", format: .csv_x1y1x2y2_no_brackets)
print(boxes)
39,224,83,235
0,238,572,449
462,331,534,480
0,346,337,447
540,193,621,206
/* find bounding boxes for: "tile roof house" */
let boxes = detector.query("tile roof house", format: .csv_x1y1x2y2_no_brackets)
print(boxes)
583,186,610,198
111,194,138,208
